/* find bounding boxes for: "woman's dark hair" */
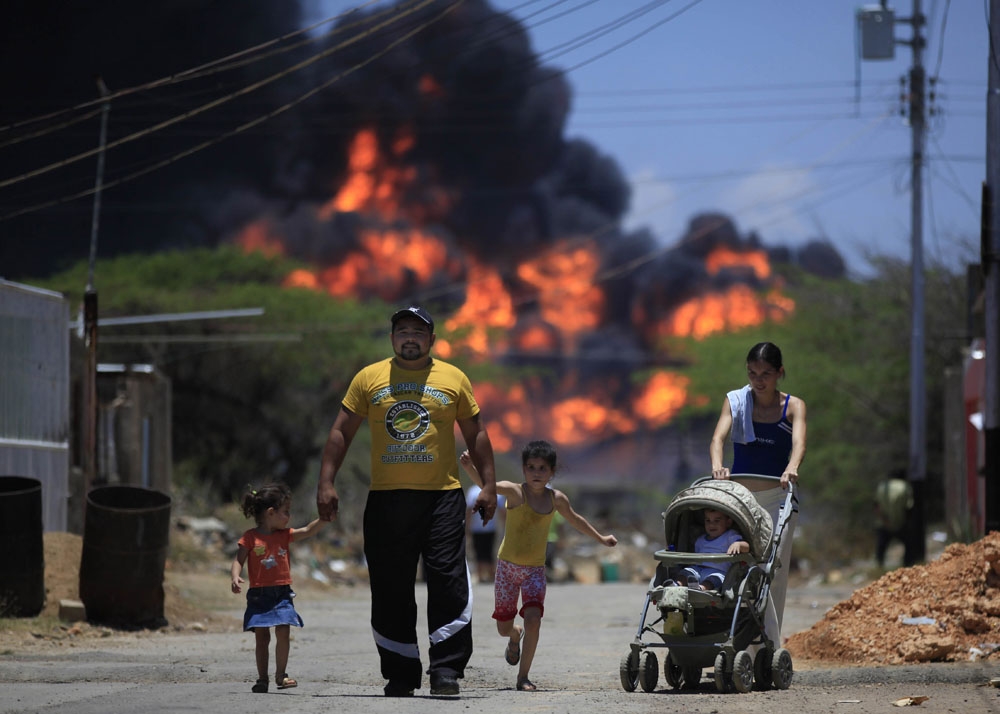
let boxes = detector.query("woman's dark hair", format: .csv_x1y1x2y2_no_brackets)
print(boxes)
521,440,558,471
239,482,292,524
746,342,783,372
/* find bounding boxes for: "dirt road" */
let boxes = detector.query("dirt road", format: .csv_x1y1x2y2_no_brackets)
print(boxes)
3,579,998,714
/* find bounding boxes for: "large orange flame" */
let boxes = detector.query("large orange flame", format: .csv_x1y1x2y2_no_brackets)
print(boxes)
233,120,799,449
550,396,636,446
652,246,793,341
318,128,418,220
516,240,604,339
443,261,517,357
516,323,559,353
663,284,766,340
234,219,286,258
706,245,770,279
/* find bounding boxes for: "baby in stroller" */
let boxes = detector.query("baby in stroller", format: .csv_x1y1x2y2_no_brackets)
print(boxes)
620,476,796,695
665,508,749,591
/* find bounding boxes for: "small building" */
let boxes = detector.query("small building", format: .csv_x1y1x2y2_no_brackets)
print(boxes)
94,363,172,494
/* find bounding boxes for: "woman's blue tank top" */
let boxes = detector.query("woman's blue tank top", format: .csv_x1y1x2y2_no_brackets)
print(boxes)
731,394,792,477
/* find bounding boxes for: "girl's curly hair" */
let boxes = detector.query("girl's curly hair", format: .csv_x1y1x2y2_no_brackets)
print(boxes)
239,482,291,524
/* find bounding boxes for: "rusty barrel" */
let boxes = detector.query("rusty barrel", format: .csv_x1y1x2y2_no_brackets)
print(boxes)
79,485,171,627
0,476,45,617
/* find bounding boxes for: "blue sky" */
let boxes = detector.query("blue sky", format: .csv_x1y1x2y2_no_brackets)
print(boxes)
313,1,989,275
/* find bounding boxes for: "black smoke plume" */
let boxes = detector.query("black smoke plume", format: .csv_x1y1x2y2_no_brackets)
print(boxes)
0,0,842,314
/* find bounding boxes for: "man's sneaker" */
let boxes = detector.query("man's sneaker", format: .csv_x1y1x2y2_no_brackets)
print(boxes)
384,681,415,697
429,672,460,696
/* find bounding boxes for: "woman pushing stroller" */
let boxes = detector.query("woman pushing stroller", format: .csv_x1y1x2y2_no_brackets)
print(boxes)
709,341,806,489
708,340,805,646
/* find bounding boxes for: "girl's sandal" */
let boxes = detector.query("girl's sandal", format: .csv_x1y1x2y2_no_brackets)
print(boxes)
504,630,523,666
276,673,298,689
252,678,269,693
516,677,537,692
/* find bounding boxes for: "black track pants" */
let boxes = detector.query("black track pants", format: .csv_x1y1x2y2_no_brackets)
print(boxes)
363,488,472,688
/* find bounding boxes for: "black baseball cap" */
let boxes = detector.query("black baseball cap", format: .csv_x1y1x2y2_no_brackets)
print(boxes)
390,305,434,332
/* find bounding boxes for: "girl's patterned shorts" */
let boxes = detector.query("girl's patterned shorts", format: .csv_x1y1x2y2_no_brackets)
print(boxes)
491,558,546,621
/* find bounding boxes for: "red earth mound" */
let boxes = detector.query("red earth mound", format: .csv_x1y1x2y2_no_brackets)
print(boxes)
787,531,1000,665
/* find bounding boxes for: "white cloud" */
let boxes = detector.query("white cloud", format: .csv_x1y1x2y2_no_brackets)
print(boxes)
720,165,816,243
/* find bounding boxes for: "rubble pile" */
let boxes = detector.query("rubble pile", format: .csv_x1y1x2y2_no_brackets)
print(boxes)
787,531,1000,664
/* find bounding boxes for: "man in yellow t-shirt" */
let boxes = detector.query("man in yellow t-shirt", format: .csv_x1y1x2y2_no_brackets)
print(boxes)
316,305,498,698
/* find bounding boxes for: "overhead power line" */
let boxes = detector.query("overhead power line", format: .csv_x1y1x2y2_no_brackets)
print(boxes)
0,0,388,136
0,0,464,223
532,0,707,75
0,0,449,192
0,107,105,151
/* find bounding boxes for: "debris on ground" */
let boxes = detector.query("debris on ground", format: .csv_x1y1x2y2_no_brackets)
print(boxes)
787,531,1000,665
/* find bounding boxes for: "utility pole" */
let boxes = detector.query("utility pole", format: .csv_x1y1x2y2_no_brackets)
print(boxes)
902,0,927,561
83,77,110,517
857,1,926,560
984,0,1000,533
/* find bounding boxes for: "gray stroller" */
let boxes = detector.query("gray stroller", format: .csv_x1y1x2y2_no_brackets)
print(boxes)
619,474,798,693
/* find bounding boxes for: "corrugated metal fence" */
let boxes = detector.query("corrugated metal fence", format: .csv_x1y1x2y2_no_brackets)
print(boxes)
0,280,69,531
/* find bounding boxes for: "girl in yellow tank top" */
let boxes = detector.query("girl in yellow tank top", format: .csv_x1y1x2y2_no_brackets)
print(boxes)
465,440,617,692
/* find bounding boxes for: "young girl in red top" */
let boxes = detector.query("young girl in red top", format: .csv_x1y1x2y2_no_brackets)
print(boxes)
231,482,326,693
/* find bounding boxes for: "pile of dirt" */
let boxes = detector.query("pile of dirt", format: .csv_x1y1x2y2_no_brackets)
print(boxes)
787,531,1000,665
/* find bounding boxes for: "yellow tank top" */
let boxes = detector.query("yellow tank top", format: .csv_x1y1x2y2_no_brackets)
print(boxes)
497,486,555,567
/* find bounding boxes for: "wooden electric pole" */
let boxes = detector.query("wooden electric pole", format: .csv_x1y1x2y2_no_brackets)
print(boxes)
903,0,927,561
83,77,110,516
984,0,1000,533
857,1,927,559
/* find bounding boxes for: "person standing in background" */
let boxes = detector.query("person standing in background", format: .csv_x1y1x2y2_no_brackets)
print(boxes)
874,468,915,568
544,509,565,577
461,449,505,583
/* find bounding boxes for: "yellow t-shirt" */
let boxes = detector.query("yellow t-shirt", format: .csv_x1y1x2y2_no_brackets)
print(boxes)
342,357,479,491
498,487,555,567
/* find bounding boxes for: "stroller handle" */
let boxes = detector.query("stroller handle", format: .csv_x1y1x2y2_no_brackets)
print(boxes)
694,472,796,497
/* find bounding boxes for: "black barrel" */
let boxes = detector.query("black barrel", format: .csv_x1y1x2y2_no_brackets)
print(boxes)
79,485,171,627
0,476,45,617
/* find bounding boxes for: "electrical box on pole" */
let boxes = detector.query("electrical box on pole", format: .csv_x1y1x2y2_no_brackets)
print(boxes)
858,6,896,59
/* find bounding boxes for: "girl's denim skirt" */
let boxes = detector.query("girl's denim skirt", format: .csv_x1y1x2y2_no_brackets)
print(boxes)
243,584,304,631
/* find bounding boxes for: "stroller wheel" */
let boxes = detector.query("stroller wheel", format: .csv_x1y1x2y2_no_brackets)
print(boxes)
681,666,702,690
770,647,794,690
638,650,659,693
663,653,683,689
713,651,733,693
619,650,639,692
732,650,754,693
753,648,773,690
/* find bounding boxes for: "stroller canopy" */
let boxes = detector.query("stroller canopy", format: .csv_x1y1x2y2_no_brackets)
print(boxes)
663,479,774,558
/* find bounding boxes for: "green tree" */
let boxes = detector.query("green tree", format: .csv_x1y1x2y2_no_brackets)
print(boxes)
37,245,969,566
674,257,967,563
40,247,390,501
